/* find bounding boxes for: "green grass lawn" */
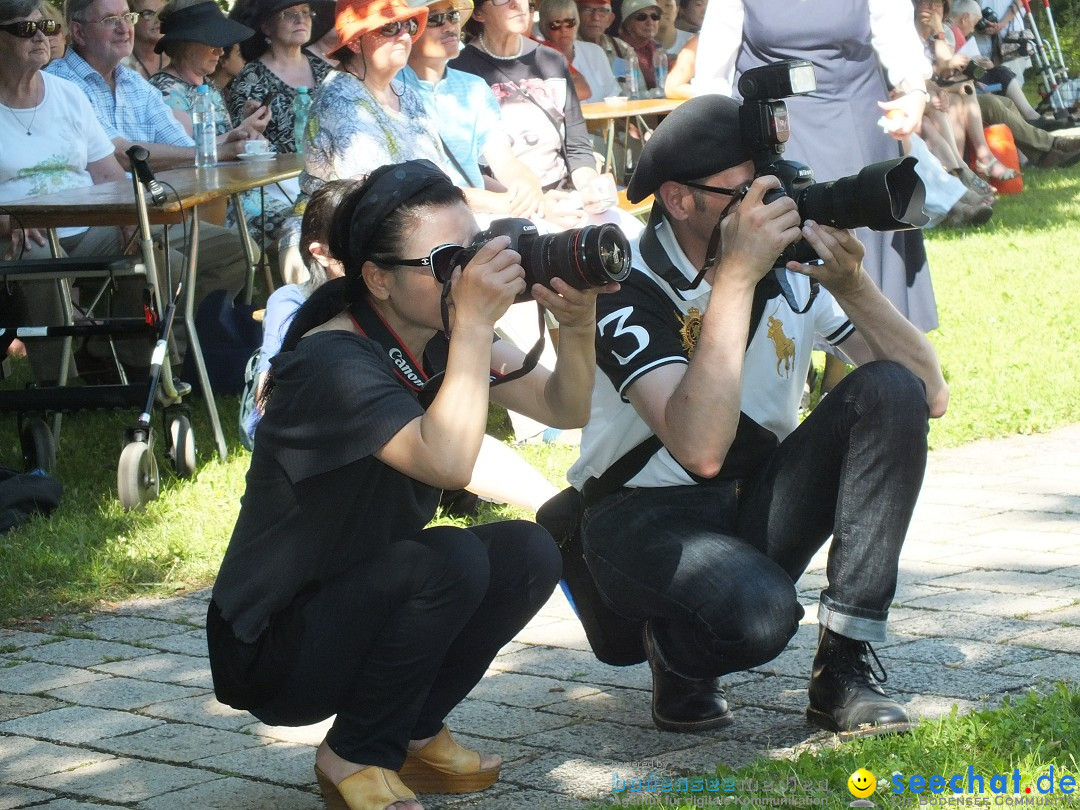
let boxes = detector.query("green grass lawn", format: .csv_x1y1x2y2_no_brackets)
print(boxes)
592,684,1080,810
0,162,1077,623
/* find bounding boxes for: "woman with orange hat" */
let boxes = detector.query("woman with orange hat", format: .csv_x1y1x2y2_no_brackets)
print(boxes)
296,0,442,204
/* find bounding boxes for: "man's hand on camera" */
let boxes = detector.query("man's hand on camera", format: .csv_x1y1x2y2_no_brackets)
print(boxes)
530,275,619,331
450,234,525,330
785,221,865,297
719,175,802,287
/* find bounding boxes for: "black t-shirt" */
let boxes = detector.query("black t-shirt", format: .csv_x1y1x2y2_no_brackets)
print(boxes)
211,330,438,644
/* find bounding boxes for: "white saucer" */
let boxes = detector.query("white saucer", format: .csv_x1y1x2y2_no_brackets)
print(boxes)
238,152,276,161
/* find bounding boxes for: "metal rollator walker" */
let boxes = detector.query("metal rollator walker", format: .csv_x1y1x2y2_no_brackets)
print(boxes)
0,145,197,511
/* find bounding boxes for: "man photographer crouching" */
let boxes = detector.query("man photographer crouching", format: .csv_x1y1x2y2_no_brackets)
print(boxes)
568,94,949,737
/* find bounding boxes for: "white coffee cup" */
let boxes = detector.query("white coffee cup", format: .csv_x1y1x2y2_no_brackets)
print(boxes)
243,140,271,155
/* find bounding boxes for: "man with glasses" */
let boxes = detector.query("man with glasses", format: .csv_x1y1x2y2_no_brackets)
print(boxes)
568,94,948,737
45,0,250,371
575,0,633,78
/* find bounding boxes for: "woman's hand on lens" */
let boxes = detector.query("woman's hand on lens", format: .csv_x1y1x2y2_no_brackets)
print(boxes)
530,276,618,330
786,221,865,295
451,235,525,328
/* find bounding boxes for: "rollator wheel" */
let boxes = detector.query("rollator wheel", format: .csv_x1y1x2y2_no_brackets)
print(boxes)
118,441,159,511
20,417,56,474
168,415,196,478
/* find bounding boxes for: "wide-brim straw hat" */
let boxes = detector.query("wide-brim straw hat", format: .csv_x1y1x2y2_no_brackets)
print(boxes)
335,0,428,47
407,0,473,26
155,1,255,53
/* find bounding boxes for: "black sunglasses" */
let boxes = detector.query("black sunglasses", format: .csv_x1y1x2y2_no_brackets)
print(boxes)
546,17,577,30
631,10,661,21
377,17,420,37
0,19,60,37
382,243,466,283
427,8,462,26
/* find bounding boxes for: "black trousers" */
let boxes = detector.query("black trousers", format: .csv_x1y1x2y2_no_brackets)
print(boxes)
252,520,560,769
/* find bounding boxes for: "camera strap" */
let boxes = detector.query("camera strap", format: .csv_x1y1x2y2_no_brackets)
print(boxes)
435,278,547,389
637,208,784,345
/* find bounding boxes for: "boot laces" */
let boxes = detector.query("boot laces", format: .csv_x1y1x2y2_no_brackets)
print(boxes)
834,640,888,687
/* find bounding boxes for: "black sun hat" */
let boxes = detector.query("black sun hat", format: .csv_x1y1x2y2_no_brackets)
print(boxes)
155,1,255,53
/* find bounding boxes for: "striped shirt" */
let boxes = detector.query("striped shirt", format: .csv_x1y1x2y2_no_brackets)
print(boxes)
45,49,193,147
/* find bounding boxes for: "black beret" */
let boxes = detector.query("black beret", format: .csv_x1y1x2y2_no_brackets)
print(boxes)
626,94,752,203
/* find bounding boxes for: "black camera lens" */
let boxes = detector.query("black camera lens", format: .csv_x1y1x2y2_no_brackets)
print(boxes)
794,157,928,232
521,223,631,297
459,219,632,303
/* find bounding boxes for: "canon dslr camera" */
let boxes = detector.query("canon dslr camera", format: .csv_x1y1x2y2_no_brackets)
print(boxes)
455,218,631,303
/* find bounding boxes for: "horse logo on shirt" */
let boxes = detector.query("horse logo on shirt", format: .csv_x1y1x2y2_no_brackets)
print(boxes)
767,316,795,378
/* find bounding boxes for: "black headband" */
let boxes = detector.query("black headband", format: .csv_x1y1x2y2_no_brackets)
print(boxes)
346,160,455,267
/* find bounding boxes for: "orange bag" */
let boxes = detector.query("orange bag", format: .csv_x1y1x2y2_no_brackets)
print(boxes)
980,124,1024,195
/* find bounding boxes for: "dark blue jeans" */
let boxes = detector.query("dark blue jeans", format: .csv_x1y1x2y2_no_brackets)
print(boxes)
581,361,929,679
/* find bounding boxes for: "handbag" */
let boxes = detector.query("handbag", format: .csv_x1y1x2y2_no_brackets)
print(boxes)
535,435,661,666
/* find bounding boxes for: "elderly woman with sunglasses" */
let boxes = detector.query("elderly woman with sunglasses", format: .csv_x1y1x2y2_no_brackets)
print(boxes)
538,0,616,103
226,0,333,153
616,0,662,91
0,0,128,382
209,159,611,810
293,0,442,222
451,0,619,221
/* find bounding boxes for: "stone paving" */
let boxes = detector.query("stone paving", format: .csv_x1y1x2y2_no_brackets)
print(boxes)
2,424,1079,809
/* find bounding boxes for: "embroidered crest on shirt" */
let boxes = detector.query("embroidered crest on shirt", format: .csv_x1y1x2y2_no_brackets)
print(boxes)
679,307,702,357
767,315,795,378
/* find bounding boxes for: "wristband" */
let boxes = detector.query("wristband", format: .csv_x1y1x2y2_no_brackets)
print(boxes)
906,88,932,101
928,31,946,41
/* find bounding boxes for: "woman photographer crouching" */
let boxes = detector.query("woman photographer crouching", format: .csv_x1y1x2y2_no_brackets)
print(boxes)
207,159,614,810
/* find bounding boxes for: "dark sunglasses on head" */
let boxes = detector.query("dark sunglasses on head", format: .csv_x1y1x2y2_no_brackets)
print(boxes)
0,18,60,37
632,10,661,21
546,17,577,30
383,243,466,283
427,9,462,26
377,16,420,37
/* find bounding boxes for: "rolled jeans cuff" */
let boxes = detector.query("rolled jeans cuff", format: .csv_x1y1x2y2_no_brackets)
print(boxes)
818,596,888,643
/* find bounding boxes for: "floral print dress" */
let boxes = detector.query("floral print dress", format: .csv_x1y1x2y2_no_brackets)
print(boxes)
225,54,331,154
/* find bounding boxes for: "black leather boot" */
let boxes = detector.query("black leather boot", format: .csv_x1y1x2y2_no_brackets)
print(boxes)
642,620,734,732
806,627,911,738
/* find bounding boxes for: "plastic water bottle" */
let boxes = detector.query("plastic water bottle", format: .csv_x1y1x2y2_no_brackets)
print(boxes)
292,86,312,153
628,56,645,99
652,50,668,98
193,84,217,167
